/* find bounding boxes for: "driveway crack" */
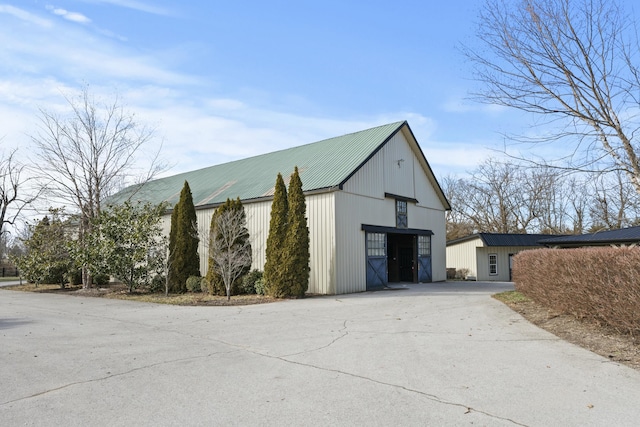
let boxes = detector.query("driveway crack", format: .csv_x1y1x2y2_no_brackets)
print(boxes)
281,320,349,358
246,347,529,426
0,350,238,407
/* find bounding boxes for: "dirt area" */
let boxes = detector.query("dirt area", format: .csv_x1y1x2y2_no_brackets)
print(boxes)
4,283,278,306
499,296,640,372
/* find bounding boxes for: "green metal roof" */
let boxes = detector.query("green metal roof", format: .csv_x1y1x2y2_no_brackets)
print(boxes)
111,121,434,209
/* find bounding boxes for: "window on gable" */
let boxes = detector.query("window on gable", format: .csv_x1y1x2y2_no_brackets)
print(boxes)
489,254,498,275
396,199,408,228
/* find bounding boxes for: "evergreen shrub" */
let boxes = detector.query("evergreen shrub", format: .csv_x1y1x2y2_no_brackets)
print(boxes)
186,275,203,292
150,275,165,293
94,273,110,287
254,277,266,295
239,269,263,294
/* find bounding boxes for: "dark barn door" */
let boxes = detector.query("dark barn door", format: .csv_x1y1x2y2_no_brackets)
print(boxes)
399,247,414,282
417,234,432,283
366,232,387,290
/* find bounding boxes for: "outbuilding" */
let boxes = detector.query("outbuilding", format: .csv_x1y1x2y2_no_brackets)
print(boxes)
446,233,553,282
114,121,450,294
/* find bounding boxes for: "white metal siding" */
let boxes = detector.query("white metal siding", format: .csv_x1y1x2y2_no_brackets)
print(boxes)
305,192,337,294
446,238,484,279
476,246,540,281
418,207,447,282
334,192,394,293
165,193,337,295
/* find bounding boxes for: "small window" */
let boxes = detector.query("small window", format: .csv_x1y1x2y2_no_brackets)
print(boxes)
367,233,386,257
418,235,431,257
489,254,498,275
396,200,408,228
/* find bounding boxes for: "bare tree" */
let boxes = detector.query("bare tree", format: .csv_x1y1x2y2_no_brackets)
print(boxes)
441,175,476,240
466,0,640,193
0,148,36,239
588,170,640,231
448,159,588,235
454,159,538,233
30,86,164,288
208,206,252,301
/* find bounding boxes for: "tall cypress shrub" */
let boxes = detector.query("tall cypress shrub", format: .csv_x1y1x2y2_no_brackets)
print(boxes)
264,173,288,297
168,180,200,293
283,166,310,297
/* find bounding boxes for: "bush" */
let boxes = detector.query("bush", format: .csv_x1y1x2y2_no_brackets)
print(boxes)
513,247,640,337
150,275,165,293
455,268,470,280
239,270,262,294
186,275,203,292
254,277,266,295
94,273,110,287
67,269,83,286
200,277,211,294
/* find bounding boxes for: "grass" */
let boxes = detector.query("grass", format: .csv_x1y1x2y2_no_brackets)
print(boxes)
493,290,530,304
0,276,20,282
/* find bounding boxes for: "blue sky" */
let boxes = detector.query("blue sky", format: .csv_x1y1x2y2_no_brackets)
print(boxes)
1,0,537,180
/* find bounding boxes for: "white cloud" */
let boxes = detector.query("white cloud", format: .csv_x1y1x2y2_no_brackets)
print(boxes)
0,9,196,86
0,5,52,27
47,6,92,24
78,0,172,16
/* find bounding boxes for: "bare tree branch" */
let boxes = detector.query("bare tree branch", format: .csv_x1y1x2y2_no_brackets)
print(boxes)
209,208,252,301
0,147,40,236
29,85,165,288
464,0,640,192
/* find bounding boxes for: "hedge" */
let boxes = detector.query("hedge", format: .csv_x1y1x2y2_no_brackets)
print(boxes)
513,247,640,337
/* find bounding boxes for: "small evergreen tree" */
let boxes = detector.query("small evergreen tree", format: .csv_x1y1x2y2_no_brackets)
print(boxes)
264,173,288,297
13,209,74,288
168,181,200,292
283,167,310,297
88,201,166,293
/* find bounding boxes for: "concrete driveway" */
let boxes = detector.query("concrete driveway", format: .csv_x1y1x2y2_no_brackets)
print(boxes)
2,281,640,426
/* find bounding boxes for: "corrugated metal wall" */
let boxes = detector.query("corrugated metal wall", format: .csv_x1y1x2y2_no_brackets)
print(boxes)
447,240,541,282
476,246,539,281
334,192,392,293
446,238,483,279
306,193,337,294
164,193,337,295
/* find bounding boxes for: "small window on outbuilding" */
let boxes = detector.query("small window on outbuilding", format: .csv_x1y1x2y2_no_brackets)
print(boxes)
396,199,408,228
489,253,498,275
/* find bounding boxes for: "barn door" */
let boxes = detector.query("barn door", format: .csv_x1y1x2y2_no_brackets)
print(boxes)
366,232,387,290
417,235,432,283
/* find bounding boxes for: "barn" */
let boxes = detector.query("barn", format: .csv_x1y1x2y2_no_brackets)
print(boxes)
114,121,450,294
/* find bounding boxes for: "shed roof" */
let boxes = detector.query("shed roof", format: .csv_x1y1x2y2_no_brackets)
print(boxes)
447,233,557,247
110,121,450,210
538,226,640,246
